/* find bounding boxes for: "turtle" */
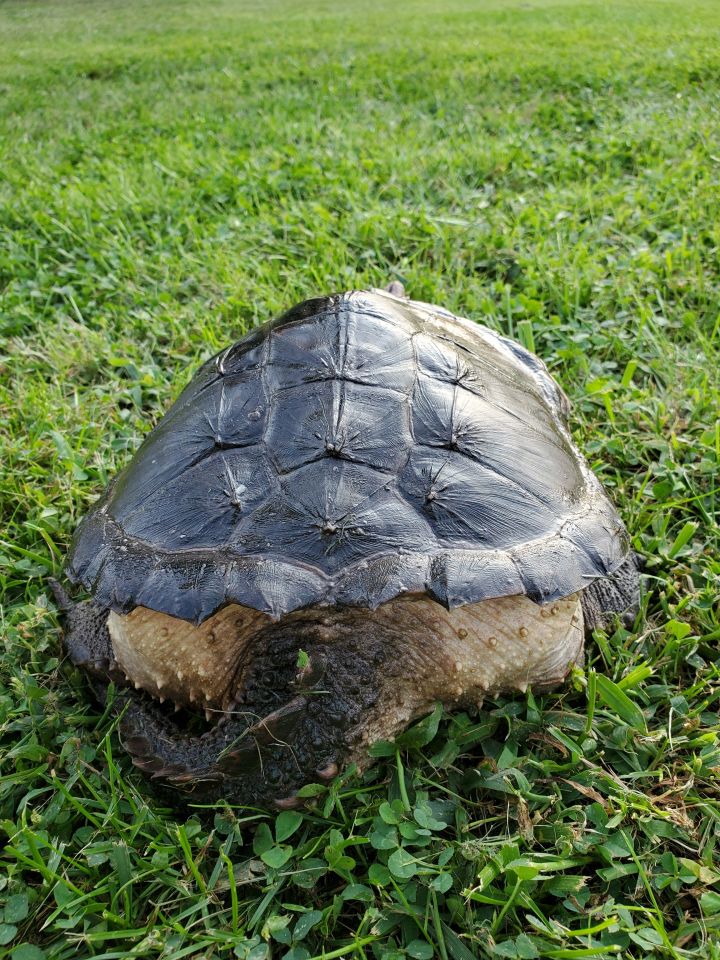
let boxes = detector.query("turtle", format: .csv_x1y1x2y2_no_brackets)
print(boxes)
53,284,641,809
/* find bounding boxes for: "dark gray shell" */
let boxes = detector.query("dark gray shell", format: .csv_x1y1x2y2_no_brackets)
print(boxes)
67,289,629,622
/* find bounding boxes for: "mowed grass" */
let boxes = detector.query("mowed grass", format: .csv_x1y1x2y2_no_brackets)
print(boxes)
1,0,719,956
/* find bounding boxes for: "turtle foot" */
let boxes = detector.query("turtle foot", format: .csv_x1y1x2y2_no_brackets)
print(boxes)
118,655,342,808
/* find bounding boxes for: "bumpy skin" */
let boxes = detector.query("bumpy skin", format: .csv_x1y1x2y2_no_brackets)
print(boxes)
57,288,641,807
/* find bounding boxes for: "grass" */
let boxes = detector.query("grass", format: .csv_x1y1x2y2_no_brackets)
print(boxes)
1,0,719,956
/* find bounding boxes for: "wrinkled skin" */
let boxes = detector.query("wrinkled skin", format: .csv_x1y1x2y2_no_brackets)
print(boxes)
52,555,640,809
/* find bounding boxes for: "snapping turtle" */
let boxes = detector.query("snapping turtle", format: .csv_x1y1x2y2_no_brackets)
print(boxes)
54,285,640,808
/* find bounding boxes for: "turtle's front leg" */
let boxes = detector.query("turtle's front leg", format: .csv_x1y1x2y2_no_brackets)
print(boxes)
119,637,345,807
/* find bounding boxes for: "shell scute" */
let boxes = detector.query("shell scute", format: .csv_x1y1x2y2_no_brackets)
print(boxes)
264,380,412,474
118,446,276,550
237,460,432,575
411,374,581,501
266,299,415,393
400,447,557,547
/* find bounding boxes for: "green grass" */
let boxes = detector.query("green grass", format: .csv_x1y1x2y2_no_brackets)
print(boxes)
1,0,719,956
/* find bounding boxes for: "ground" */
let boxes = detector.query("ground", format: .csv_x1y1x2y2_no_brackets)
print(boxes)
0,0,719,957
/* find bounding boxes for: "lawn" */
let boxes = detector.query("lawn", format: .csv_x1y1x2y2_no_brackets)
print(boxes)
1,0,719,956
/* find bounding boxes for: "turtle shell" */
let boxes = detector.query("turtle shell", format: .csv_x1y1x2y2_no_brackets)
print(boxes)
67,289,629,622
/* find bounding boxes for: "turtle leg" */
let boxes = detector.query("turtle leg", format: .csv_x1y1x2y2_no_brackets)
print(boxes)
119,665,338,807
580,553,643,634
49,579,126,686
385,280,406,297
216,639,355,807
119,697,248,790
121,617,390,808
51,581,340,807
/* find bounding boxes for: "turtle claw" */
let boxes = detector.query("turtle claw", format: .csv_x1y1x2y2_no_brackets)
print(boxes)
150,763,187,780
216,739,260,775
130,755,166,774
216,697,309,774
316,761,339,781
165,771,202,786
122,734,154,756
248,696,309,746
274,794,302,810
123,744,222,789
